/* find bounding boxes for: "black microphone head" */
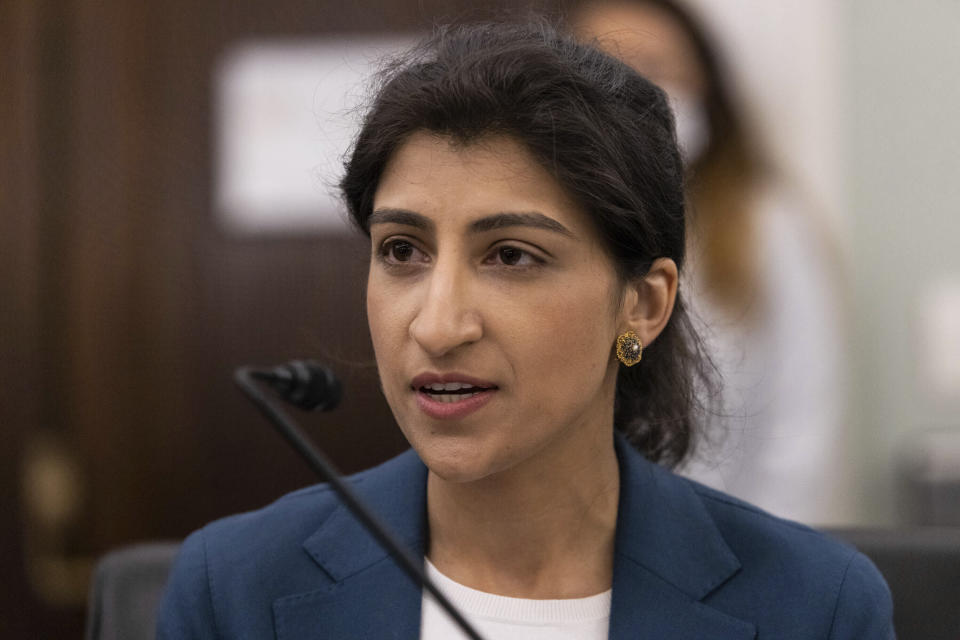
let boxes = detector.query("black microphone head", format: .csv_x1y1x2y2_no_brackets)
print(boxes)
267,360,342,411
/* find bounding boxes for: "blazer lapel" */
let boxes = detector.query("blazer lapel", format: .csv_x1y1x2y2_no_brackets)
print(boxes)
273,449,429,640
609,435,756,639
609,564,755,639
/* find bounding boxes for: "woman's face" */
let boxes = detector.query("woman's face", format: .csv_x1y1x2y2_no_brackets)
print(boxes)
573,2,711,160
367,132,628,483
573,1,706,99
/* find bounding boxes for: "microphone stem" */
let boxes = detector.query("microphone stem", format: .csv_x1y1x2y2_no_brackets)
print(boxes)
234,367,486,640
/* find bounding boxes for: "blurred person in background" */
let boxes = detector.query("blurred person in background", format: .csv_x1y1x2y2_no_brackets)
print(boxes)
571,0,852,525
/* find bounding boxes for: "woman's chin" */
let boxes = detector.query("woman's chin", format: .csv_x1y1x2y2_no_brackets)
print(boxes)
412,438,508,484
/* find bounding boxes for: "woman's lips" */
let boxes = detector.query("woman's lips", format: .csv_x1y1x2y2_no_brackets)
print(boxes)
415,386,497,420
410,372,499,420
410,372,498,389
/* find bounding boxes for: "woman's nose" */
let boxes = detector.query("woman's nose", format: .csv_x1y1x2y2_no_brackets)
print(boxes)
408,262,482,358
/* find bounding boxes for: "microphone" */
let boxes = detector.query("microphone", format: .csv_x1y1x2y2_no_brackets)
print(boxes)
253,360,341,411
234,361,485,640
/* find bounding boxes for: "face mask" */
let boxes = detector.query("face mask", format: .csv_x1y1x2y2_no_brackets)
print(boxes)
668,93,710,165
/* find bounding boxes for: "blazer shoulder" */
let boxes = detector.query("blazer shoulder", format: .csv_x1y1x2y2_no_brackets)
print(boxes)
156,484,343,640
200,449,419,563
689,481,894,638
692,481,855,565
157,449,422,639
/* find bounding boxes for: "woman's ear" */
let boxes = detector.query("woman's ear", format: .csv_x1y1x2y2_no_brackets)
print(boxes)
619,258,678,346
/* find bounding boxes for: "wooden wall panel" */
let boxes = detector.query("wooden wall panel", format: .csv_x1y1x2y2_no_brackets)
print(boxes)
0,3,42,636
2,0,559,636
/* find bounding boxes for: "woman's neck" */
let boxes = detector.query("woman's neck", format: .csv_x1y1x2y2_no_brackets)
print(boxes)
425,430,620,599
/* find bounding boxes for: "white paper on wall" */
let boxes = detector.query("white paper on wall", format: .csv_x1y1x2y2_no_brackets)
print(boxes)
214,37,414,234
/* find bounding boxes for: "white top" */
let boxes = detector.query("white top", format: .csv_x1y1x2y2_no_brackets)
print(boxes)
420,559,612,640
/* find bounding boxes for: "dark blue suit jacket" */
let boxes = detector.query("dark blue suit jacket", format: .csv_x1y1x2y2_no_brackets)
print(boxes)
158,435,894,639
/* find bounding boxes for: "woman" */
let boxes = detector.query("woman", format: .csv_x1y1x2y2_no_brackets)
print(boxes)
571,0,852,525
158,21,891,639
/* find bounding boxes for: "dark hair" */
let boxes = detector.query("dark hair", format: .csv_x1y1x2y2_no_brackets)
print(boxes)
340,20,715,467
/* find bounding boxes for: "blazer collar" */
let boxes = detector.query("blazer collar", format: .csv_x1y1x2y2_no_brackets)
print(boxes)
609,434,755,638
612,433,740,600
273,450,429,640
275,436,755,639
301,449,429,582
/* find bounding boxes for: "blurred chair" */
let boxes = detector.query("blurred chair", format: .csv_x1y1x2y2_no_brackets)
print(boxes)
827,527,960,640
897,428,960,526
85,542,180,640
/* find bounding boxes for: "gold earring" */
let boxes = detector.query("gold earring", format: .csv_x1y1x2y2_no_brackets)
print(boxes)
616,331,643,366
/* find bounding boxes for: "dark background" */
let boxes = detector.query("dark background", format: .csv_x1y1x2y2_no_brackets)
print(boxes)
1,0,560,635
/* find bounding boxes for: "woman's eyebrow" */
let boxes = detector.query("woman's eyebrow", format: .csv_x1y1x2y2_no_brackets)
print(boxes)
369,208,433,231
369,207,574,238
470,212,574,237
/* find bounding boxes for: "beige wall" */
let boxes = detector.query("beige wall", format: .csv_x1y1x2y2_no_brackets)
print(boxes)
846,0,960,524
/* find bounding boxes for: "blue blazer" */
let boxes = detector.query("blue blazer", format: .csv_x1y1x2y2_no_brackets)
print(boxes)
158,435,894,639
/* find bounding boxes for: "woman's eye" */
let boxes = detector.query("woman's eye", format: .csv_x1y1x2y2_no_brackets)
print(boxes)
487,245,543,267
389,241,414,261
379,239,426,264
